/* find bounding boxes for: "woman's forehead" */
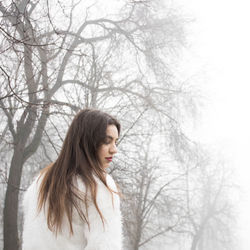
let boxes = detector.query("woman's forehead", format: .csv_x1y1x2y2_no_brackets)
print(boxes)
106,125,119,139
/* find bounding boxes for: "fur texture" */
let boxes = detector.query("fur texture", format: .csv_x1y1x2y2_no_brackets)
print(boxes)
22,173,123,250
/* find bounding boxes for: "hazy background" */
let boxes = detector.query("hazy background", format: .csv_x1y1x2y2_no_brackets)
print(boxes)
1,0,250,249
178,0,250,249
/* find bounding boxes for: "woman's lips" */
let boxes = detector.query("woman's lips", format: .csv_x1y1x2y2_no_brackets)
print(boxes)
105,157,112,162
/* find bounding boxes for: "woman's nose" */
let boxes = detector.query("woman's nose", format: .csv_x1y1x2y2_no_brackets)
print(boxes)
110,144,118,154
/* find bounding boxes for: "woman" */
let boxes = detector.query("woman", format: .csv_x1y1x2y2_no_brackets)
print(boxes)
22,109,123,250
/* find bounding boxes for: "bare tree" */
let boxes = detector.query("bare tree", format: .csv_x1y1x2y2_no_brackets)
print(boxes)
116,128,237,250
179,149,237,250
0,0,189,249
111,126,186,250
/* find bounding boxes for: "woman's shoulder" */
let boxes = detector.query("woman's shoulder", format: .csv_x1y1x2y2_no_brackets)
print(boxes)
22,166,52,210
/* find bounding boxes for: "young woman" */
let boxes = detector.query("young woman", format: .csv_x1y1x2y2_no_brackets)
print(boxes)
22,109,123,250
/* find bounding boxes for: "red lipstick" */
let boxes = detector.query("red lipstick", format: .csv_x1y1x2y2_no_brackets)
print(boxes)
105,157,112,162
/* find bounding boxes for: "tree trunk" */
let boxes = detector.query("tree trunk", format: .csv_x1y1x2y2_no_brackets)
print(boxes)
132,217,143,250
191,233,200,250
4,145,24,250
3,105,49,250
132,238,139,250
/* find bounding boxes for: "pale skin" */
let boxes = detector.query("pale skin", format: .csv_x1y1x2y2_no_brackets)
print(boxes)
97,125,119,169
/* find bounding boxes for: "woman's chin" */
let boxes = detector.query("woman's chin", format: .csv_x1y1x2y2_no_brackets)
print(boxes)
102,162,110,169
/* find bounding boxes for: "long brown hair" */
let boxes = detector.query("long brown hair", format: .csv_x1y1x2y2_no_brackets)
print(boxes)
37,109,121,235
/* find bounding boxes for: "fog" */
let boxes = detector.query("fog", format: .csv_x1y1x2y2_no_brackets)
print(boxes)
1,0,250,249
178,0,250,249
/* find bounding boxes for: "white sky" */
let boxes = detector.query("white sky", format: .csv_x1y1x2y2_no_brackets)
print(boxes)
176,0,250,249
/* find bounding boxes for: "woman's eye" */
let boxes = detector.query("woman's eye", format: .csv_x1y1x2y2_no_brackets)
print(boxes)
103,138,119,145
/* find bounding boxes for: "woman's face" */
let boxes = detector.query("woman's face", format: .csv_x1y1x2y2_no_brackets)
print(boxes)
97,124,119,169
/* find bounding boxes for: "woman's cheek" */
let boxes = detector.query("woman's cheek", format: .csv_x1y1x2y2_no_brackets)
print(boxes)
104,144,109,153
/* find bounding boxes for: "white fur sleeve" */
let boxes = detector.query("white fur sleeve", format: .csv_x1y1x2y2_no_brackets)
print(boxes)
83,174,123,250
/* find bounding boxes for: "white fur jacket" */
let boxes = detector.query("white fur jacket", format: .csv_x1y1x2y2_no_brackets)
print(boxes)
22,173,123,250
